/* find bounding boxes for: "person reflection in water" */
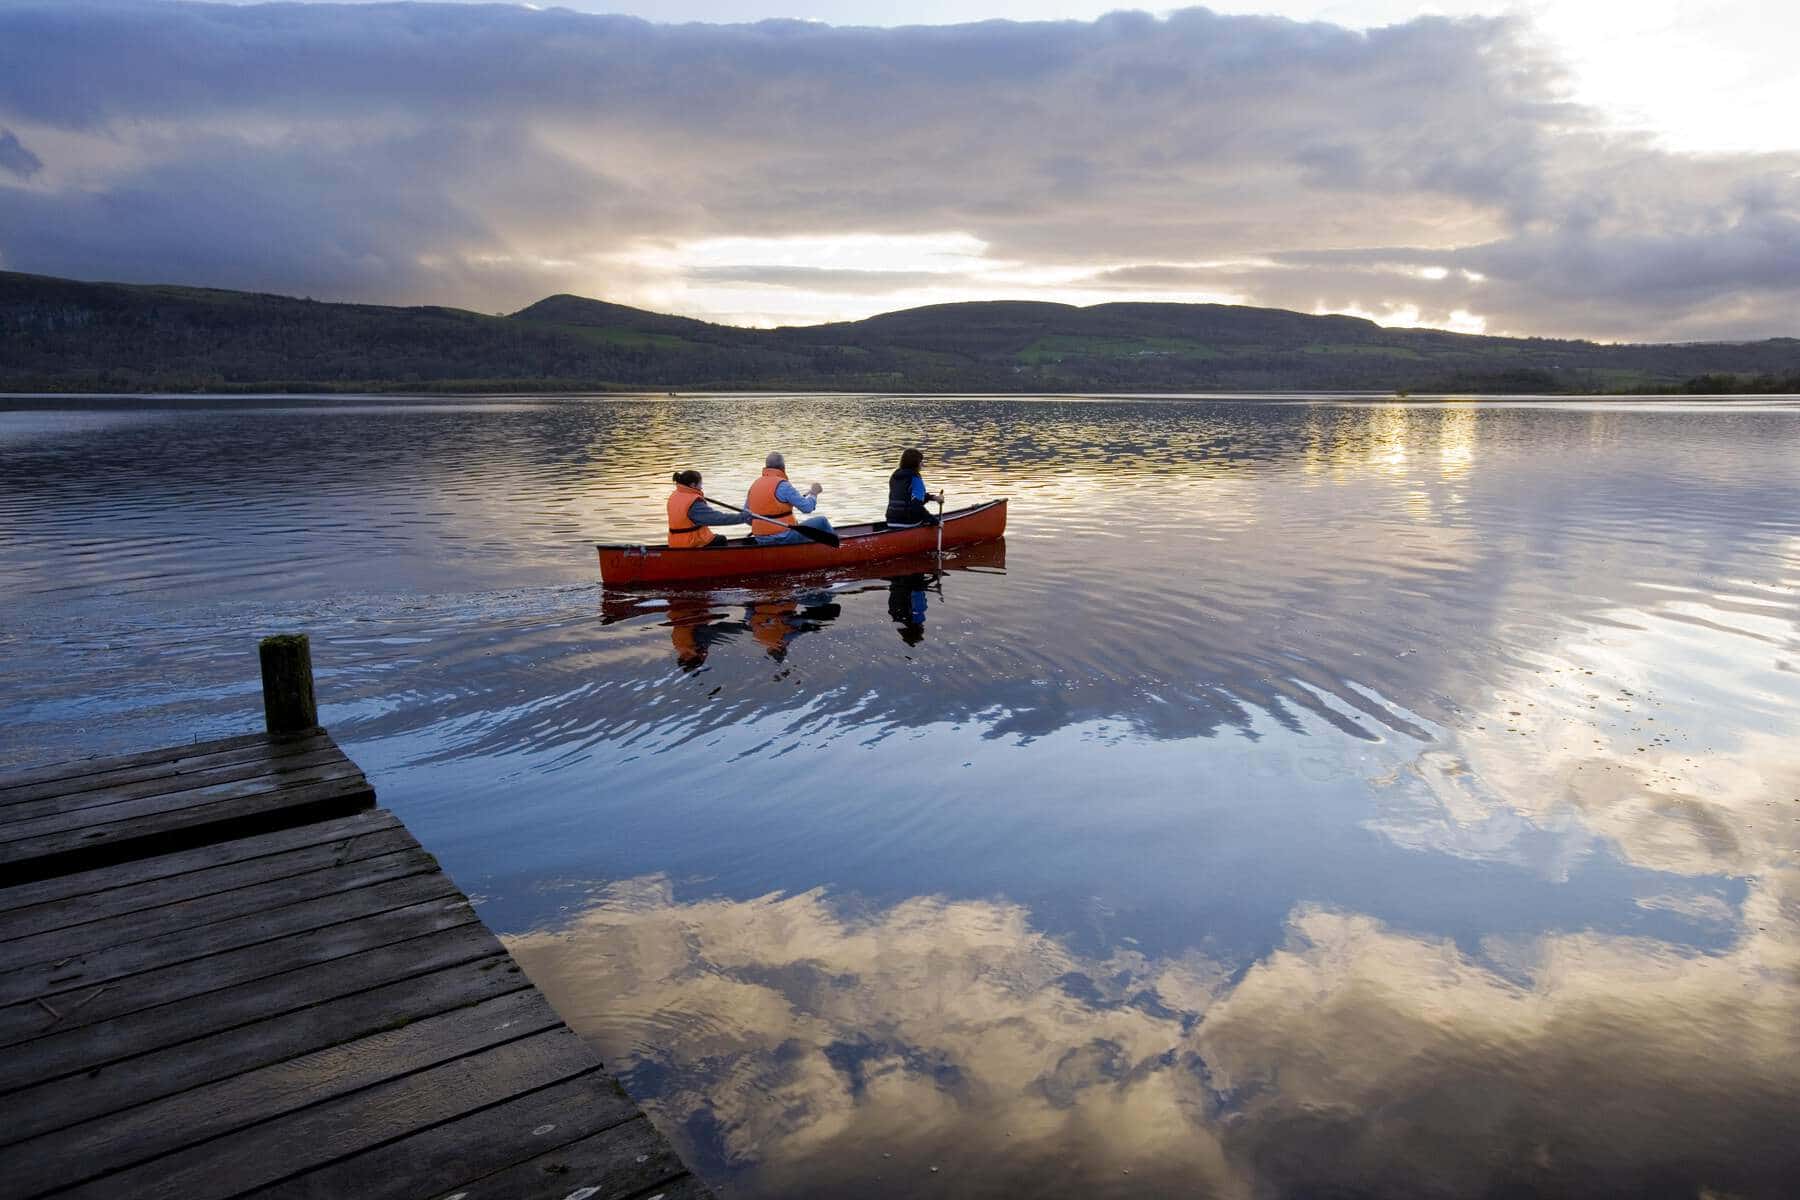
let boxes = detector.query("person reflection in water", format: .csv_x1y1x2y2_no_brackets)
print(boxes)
666,593,743,671
746,594,843,661
662,592,842,670
887,573,932,645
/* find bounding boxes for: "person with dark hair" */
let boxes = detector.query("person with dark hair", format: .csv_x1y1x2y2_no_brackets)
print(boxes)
666,469,747,549
886,447,943,528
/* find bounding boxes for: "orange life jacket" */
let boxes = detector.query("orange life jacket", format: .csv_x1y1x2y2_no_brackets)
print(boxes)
666,484,719,549
668,595,711,667
746,467,796,537
747,602,790,658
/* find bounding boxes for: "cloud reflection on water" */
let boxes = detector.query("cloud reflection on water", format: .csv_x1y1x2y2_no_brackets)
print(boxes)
510,875,1800,1199
7,396,1800,1196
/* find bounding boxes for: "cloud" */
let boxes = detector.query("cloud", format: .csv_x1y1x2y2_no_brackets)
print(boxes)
0,129,41,179
686,266,969,293
1,1,1797,337
508,875,1800,1197
510,878,1239,1195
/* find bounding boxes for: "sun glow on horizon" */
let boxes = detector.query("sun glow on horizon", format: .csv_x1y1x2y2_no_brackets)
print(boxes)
27,1,1792,340
1322,303,1490,337
599,233,1266,327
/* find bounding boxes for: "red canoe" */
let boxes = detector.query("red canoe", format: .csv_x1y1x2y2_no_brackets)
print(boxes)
599,499,1008,587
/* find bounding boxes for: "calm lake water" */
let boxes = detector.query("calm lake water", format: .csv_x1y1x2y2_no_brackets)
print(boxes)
3,394,1798,1198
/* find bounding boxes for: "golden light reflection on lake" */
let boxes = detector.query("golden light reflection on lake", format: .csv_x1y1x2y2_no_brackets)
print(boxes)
1366,403,1412,475
1439,403,1477,478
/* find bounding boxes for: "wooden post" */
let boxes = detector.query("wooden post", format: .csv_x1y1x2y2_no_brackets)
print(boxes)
259,633,318,734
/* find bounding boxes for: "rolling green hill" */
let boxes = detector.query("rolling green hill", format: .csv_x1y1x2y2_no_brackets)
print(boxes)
3,270,1797,394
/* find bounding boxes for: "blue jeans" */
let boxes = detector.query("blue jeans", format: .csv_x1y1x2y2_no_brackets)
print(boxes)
755,514,834,545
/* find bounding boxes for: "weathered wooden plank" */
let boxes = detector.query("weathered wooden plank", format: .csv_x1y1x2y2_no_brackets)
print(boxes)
0,809,403,915
0,772,372,856
0,734,712,1200
0,871,458,1008
0,824,416,942
0,989,567,1196
0,752,365,841
57,1026,604,1200
1,953,530,1145
0,774,376,884
422,1116,690,1200
0,733,273,793
0,746,351,831
632,1176,713,1200
0,895,480,1049
638,1176,714,1200
0,733,333,810
0,919,501,1088
257,1071,641,1200
2,848,440,968
0,808,401,913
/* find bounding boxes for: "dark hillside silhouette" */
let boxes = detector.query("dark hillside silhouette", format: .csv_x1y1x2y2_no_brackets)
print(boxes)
5,270,1797,394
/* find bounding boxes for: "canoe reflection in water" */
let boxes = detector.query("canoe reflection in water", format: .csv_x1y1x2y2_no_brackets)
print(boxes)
600,539,1005,669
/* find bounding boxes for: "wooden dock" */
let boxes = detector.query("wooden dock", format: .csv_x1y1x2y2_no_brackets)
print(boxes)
0,730,711,1200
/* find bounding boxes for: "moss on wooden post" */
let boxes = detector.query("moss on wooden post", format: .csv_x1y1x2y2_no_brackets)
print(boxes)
259,633,319,734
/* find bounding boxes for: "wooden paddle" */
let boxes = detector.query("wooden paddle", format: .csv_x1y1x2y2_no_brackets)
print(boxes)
936,491,945,561
710,499,841,548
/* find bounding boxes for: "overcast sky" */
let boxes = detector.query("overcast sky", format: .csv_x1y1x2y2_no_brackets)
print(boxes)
2,0,1797,340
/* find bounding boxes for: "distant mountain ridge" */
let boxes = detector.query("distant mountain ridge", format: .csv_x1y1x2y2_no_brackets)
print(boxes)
4,270,1798,394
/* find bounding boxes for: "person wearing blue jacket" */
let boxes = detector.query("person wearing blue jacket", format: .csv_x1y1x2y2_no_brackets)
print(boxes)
885,447,943,527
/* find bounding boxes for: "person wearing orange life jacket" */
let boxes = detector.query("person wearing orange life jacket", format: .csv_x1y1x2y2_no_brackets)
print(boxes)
666,470,748,549
745,452,835,546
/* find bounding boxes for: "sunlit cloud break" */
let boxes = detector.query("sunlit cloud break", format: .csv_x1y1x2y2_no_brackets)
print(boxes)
2,1,1798,340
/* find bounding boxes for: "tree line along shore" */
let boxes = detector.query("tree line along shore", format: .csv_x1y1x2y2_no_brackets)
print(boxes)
5,270,1798,396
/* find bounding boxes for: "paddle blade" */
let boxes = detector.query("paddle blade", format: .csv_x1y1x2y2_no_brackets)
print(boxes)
795,523,841,549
